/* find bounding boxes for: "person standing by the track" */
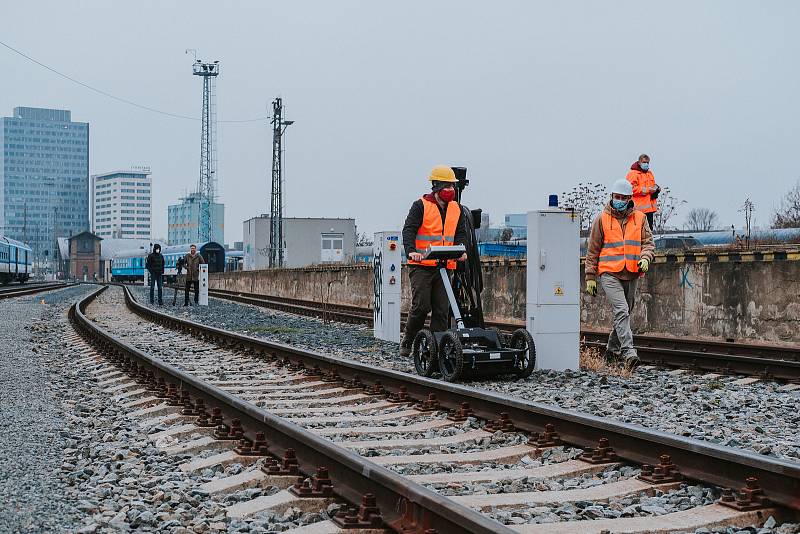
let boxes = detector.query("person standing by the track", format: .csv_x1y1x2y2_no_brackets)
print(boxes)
584,179,655,369
182,244,206,306
145,243,165,306
399,165,468,357
625,153,661,229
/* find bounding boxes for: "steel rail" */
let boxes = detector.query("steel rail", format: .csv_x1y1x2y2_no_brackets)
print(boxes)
72,285,514,534
0,281,75,300
200,288,800,380
118,284,800,511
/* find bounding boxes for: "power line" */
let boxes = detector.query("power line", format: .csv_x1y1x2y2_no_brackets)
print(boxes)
0,39,267,123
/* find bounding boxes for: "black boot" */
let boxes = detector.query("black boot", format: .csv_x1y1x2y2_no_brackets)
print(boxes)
399,335,412,357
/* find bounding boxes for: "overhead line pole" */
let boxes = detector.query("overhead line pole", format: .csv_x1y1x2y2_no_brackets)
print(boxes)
269,98,293,268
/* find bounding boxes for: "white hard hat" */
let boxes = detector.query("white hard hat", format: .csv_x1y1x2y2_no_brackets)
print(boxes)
610,179,633,196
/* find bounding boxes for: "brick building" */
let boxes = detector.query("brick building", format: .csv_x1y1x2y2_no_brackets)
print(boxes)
66,231,102,280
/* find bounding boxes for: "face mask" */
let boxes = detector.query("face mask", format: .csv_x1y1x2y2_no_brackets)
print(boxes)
611,199,628,211
640,162,650,171
437,188,455,203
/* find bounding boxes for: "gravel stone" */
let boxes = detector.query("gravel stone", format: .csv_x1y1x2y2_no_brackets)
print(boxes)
129,286,800,464
0,284,97,532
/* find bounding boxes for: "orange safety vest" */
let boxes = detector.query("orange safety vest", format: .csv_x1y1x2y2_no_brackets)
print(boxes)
598,210,645,275
625,169,658,213
408,197,461,269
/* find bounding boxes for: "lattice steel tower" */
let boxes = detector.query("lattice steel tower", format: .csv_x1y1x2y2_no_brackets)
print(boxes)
269,97,293,268
192,59,219,242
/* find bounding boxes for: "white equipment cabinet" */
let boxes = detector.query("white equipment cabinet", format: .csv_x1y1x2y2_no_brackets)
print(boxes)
199,264,209,306
373,231,402,343
526,208,580,370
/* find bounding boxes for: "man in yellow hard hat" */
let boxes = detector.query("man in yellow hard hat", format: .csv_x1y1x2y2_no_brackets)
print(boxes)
399,165,468,357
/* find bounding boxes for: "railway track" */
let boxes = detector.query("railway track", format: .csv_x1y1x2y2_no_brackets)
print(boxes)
201,287,800,381
69,284,800,533
0,281,74,300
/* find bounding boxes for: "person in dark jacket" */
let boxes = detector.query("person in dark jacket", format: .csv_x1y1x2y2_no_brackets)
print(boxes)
183,244,206,306
145,244,165,305
399,165,468,357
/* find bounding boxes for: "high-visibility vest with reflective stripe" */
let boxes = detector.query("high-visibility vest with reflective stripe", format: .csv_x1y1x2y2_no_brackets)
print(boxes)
408,197,461,269
598,210,645,275
625,169,658,213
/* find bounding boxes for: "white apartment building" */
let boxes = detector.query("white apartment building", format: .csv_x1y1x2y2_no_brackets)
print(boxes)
91,168,152,239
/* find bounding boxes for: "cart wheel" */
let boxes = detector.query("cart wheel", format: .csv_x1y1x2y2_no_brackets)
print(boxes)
413,329,438,377
438,331,464,382
510,328,536,378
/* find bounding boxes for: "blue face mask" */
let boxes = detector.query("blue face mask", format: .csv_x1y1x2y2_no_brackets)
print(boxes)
639,162,650,171
612,199,628,211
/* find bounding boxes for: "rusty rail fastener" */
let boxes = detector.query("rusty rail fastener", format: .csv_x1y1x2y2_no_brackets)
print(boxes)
638,454,683,483
447,402,474,422
321,368,340,382
486,412,516,432
579,437,619,464
387,386,414,404
332,493,384,529
719,477,771,511
214,418,245,440
235,431,269,456
261,448,301,476
289,466,334,498
342,375,364,389
363,380,386,396
415,393,441,412
305,364,323,377
528,423,562,447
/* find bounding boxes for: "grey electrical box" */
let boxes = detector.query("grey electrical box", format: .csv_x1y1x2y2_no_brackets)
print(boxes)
373,231,402,343
526,209,580,370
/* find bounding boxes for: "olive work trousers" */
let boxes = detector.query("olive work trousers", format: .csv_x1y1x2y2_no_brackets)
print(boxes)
402,265,450,346
599,273,638,358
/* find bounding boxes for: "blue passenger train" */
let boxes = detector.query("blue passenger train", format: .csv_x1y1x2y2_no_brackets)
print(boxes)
111,242,226,282
225,250,244,272
0,236,32,284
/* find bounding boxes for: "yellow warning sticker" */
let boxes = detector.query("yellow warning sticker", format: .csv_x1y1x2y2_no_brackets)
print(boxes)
554,285,564,296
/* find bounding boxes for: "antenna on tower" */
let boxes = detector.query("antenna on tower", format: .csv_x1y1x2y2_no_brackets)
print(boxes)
190,53,219,243
269,97,293,268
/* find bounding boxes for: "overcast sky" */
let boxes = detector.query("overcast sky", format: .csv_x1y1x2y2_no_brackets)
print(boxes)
3,1,799,243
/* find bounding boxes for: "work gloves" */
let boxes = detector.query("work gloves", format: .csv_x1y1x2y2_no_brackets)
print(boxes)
651,185,661,199
586,280,597,296
638,258,650,273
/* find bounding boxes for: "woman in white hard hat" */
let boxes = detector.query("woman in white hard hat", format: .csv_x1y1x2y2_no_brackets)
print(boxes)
584,179,656,369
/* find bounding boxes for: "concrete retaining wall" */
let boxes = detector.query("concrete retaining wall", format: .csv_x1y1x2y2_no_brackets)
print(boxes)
211,253,800,343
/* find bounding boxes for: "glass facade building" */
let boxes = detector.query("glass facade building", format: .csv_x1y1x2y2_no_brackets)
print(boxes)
0,107,90,261
92,169,152,239
167,192,224,245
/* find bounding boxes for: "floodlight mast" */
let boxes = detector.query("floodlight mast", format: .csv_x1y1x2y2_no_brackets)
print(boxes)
191,58,220,242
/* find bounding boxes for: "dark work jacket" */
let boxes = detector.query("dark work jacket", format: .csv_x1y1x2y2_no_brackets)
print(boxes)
145,252,165,275
183,252,206,282
402,196,467,259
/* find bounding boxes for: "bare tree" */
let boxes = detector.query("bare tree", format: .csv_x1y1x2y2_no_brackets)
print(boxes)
355,232,373,247
772,180,800,229
560,182,608,230
740,198,755,249
652,187,686,233
684,207,719,231
499,227,513,242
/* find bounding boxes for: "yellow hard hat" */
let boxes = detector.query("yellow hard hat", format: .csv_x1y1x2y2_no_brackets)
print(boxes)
428,165,457,183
